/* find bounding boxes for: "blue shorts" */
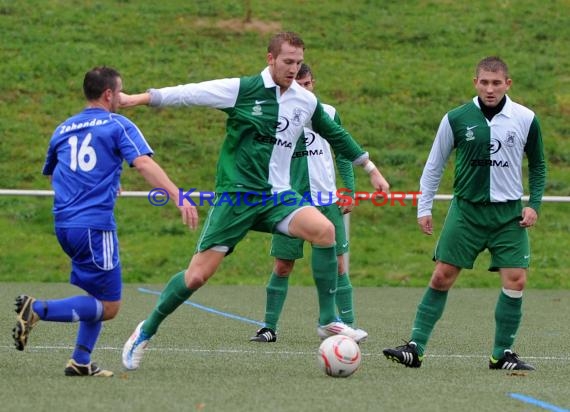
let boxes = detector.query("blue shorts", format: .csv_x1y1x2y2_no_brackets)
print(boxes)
55,227,122,301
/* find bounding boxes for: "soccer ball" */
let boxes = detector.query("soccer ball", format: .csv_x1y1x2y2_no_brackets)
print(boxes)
318,335,361,377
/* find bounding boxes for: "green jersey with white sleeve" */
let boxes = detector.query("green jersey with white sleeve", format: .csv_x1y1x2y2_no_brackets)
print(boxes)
148,67,367,194
418,95,546,218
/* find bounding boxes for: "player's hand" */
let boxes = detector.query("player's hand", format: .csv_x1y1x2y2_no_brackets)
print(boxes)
178,201,199,230
519,207,538,228
418,215,433,235
340,202,354,214
369,168,390,193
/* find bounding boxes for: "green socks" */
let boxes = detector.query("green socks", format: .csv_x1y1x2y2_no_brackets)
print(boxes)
492,290,522,359
311,244,338,325
407,287,522,359
410,287,448,356
336,273,354,325
263,272,289,330
142,271,194,336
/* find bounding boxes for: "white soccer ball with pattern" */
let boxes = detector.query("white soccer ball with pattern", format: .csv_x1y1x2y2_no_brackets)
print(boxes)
318,335,361,377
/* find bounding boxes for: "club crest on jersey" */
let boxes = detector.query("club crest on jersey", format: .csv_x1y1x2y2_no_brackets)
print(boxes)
292,108,303,126
505,131,516,147
252,104,263,116
465,127,476,141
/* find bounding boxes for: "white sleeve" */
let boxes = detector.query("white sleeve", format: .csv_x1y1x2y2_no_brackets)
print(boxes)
148,78,240,109
417,114,454,218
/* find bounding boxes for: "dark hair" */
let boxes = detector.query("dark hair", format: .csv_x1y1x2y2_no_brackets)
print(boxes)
267,32,304,57
296,63,312,80
476,56,509,78
83,66,121,100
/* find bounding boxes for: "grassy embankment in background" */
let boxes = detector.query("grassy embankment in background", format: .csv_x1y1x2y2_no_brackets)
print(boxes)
1,0,568,287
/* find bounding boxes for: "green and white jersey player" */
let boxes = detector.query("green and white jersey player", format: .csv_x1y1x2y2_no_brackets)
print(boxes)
383,56,546,371
251,63,363,343
120,32,390,371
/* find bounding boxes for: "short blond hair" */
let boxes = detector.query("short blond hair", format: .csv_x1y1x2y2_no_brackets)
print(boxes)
267,32,305,57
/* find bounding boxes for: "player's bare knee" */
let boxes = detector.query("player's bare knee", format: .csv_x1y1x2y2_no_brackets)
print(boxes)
504,276,526,291
186,271,208,289
313,220,335,246
501,269,527,291
430,268,456,290
274,259,294,276
102,300,121,320
513,280,526,291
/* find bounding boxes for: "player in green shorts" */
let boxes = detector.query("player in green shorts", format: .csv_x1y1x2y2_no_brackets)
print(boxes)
250,64,365,343
120,32,390,371
383,56,546,370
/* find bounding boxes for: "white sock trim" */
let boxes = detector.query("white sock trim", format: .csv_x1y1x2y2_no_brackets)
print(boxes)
94,298,104,321
502,288,523,298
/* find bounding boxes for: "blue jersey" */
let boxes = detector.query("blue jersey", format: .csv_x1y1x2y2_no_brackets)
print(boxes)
42,107,153,230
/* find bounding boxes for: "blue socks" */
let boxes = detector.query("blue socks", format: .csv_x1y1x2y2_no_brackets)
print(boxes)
32,295,104,365
72,321,103,364
33,296,103,322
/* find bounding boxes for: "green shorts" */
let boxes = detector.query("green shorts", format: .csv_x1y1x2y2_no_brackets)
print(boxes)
196,191,306,254
270,203,348,260
434,197,529,271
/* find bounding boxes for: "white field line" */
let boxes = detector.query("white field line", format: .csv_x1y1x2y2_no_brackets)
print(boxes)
0,345,568,361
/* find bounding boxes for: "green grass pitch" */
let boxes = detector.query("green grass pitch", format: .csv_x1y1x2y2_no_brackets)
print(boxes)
1,283,568,412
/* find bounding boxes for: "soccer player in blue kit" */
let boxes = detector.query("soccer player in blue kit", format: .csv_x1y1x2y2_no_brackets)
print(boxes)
12,66,198,377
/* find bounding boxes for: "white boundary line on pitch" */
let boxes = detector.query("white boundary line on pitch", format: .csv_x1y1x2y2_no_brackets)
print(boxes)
1,345,568,361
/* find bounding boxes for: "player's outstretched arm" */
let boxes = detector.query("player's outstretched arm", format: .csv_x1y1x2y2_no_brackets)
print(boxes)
132,155,198,230
120,92,151,108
